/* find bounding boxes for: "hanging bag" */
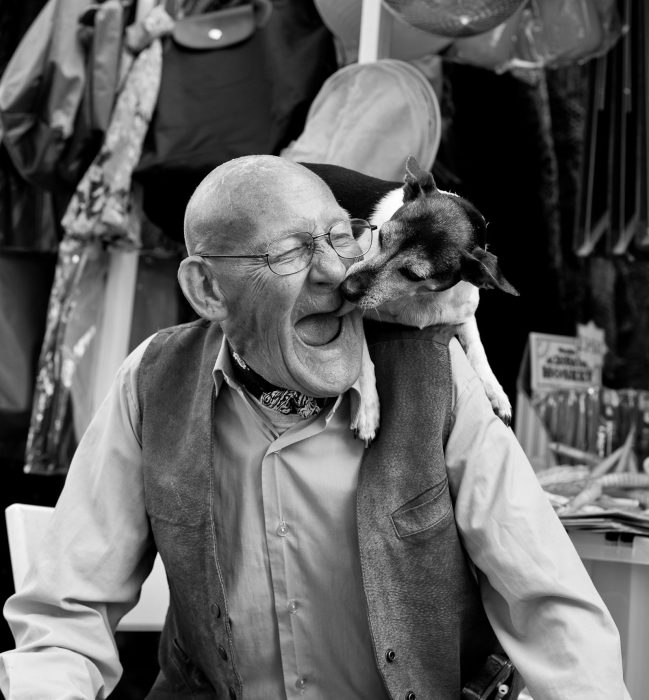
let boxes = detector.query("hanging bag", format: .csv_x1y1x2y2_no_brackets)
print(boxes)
134,0,337,237
171,3,261,48
136,1,273,179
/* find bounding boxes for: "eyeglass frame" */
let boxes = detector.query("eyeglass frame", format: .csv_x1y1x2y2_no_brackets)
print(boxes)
195,218,377,276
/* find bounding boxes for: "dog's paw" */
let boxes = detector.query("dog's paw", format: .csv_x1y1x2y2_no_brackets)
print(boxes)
494,404,512,427
351,395,381,447
485,383,512,426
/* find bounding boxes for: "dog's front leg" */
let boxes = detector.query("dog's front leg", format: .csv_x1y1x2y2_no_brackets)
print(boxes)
351,337,380,446
456,316,512,425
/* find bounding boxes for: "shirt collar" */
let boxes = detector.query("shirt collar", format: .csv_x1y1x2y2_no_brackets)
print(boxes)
211,335,362,423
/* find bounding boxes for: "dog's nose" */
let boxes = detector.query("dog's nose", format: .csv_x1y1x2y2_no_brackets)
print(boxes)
341,273,368,302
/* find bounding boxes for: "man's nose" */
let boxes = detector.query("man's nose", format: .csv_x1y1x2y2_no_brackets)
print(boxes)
308,241,348,286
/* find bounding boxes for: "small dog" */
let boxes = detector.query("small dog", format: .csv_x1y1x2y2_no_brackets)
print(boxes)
303,156,518,443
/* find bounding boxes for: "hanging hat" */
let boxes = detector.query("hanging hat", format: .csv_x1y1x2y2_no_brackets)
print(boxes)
313,0,451,63
281,59,440,182
383,0,526,37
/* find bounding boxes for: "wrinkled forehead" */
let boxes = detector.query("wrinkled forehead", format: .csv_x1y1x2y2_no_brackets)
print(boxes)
245,169,347,247
245,163,333,210
185,158,342,254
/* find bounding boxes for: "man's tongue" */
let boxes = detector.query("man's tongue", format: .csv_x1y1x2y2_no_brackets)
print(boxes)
295,313,341,346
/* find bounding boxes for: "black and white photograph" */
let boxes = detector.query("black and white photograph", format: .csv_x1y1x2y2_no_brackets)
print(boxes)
0,0,647,698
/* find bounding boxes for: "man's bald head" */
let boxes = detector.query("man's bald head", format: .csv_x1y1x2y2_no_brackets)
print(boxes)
177,154,364,398
183,155,332,256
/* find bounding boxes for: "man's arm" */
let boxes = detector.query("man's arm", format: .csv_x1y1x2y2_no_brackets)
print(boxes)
0,338,156,700
445,339,630,700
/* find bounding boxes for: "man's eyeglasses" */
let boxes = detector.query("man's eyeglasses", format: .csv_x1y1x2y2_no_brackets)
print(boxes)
196,218,376,276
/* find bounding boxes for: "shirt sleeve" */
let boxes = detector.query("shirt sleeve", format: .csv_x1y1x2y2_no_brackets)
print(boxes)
0,336,157,700
445,339,630,700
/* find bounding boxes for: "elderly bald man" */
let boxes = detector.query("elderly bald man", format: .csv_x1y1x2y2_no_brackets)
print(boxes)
1,156,629,700
179,155,365,398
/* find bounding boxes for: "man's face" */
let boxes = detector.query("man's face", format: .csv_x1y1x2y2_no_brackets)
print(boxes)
214,169,365,397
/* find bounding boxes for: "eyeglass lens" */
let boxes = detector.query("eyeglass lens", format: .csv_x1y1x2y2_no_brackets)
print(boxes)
267,219,373,275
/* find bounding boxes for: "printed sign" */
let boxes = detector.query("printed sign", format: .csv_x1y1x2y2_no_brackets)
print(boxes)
529,332,603,393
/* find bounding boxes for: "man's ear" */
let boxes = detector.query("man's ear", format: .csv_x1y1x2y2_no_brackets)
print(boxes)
460,247,519,296
177,256,229,321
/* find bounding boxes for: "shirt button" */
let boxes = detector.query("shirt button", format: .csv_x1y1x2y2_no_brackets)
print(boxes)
287,599,299,614
211,602,221,618
385,648,396,662
276,521,289,537
405,692,416,700
295,677,307,690
218,644,228,661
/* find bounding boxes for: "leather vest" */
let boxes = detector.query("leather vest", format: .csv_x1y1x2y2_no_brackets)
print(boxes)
138,319,498,699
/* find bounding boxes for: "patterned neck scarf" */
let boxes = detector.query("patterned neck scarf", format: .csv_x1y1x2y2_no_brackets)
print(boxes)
229,350,327,419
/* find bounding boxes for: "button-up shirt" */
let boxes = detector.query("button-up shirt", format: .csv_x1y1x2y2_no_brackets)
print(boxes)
0,336,631,700
213,346,387,699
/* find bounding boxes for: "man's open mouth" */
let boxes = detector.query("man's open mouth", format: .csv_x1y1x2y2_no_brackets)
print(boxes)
294,313,343,346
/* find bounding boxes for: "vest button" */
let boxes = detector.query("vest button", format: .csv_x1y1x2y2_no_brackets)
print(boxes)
229,687,237,700
218,644,228,661
405,692,416,700
385,648,396,663
211,602,221,618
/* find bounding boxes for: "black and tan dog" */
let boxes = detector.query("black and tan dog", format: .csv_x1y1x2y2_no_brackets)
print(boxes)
303,156,518,443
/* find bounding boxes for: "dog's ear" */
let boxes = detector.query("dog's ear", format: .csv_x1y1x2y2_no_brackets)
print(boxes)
403,155,437,202
460,247,519,295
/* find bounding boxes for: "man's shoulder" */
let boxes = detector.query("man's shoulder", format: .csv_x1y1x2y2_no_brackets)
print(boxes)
149,317,214,341
448,337,482,408
142,318,222,357
136,319,222,405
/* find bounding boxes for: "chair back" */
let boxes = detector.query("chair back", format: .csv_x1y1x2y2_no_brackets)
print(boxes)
5,502,168,631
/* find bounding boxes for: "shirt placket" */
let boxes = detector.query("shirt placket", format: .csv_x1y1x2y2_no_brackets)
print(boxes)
262,423,327,698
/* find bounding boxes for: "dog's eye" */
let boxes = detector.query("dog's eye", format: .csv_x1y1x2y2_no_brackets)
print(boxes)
400,267,425,282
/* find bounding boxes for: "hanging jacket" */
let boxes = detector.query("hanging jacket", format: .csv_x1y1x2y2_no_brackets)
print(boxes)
0,0,126,189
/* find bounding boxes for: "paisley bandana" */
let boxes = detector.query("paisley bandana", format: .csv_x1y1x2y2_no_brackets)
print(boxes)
230,350,327,418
